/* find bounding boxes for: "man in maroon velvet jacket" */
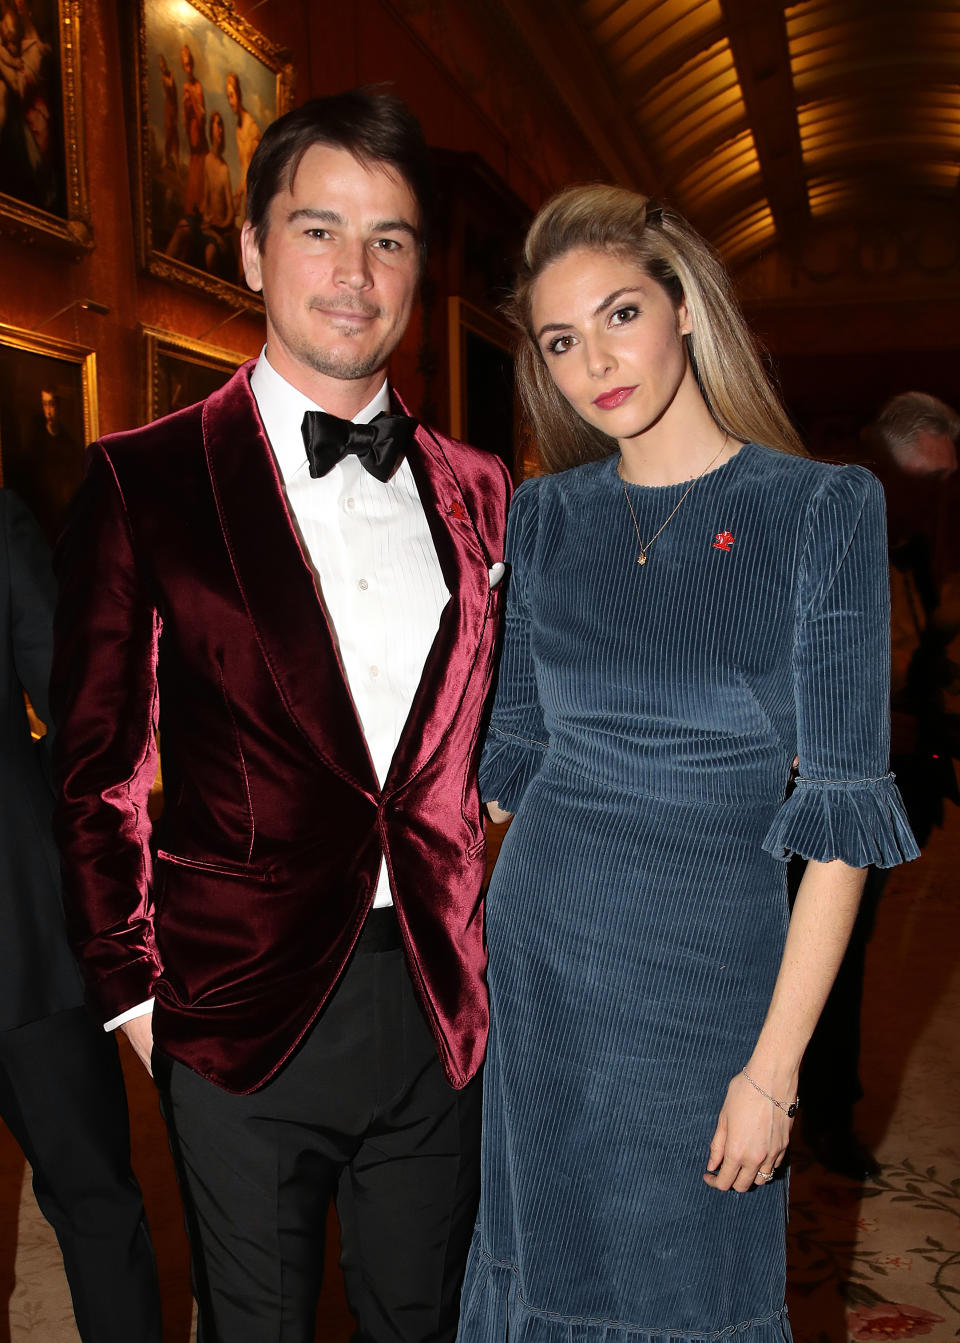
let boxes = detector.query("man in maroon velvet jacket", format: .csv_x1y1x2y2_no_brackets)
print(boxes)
52,90,511,1343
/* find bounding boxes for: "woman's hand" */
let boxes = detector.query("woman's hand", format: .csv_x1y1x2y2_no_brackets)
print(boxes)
702,860,865,1193
485,801,513,824
702,1070,794,1192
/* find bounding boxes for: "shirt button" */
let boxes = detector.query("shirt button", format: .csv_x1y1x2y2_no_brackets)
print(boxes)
358,578,369,591
346,497,356,511
370,665,380,678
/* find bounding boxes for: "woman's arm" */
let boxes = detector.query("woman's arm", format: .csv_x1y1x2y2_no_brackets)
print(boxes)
707,466,916,1193
478,480,548,821
703,856,865,1192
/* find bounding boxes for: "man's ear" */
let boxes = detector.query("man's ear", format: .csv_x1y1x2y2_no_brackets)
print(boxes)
240,221,264,293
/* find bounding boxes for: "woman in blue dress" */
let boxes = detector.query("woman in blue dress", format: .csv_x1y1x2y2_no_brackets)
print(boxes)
457,187,918,1343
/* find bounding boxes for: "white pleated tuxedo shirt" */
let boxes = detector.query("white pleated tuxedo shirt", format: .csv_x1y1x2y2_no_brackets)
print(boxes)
250,351,449,906
106,352,448,1030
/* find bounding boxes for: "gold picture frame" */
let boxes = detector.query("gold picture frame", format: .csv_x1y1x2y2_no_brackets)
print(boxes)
0,321,97,545
142,324,245,424
0,0,92,253
135,0,294,310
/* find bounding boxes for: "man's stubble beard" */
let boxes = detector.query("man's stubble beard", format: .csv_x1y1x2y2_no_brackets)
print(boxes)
278,297,404,383
294,337,390,383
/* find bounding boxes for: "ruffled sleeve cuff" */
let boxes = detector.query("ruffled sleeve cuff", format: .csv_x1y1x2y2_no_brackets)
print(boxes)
478,726,548,815
762,773,920,869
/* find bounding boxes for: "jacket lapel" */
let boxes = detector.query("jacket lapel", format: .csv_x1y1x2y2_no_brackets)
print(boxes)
384,417,492,791
202,364,377,797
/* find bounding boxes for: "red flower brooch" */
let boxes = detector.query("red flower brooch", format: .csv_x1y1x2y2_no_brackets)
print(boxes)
447,500,469,521
712,530,735,551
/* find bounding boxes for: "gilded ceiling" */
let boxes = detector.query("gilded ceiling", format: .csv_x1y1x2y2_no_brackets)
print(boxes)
505,0,960,265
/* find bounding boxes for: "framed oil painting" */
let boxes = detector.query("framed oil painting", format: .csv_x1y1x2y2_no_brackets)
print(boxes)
135,0,293,308
0,322,97,546
0,0,92,251
142,324,244,423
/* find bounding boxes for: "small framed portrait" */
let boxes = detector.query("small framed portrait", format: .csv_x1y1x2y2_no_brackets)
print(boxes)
0,0,92,251
142,324,244,423
448,296,519,478
135,0,293,309
0,322,97,545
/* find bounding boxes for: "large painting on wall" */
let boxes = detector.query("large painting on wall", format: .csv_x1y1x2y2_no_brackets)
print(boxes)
142,325,244,423
135,0,293,308
0,322,97,545
0,0,91,251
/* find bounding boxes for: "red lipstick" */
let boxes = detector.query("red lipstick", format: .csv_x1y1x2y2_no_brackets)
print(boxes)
592,386,635,410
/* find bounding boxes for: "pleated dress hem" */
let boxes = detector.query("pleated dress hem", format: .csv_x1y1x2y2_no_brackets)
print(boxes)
458,1248,794,1343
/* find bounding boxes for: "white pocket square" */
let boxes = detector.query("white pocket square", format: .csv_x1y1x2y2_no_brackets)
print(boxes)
488,562,506,589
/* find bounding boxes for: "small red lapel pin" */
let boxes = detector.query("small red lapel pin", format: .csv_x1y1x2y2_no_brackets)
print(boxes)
447,500,469,522
712,530,735,551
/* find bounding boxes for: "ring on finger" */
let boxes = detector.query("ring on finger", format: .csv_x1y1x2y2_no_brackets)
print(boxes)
756,1169,773,1183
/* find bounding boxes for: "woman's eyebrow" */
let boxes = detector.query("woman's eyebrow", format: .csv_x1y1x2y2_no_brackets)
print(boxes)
536,287,643,341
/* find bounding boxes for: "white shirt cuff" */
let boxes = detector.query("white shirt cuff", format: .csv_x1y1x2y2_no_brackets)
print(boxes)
104,998,154,1031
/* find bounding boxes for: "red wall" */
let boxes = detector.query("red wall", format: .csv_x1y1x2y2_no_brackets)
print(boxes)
0,0,595,442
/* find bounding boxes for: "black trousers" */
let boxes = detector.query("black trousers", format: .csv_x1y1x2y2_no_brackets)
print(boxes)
155,910,482,1343
0,1005,162,1343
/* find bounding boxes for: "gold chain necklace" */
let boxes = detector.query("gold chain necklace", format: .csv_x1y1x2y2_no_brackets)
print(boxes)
617,439,729,567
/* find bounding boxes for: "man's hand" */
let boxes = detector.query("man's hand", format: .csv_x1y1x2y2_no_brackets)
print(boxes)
120,1013,154,1077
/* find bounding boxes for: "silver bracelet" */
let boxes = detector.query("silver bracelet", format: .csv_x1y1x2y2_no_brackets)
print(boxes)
742,1068,799,1118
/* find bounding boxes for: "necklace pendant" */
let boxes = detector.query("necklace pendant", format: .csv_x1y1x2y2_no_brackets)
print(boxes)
637,553,647,566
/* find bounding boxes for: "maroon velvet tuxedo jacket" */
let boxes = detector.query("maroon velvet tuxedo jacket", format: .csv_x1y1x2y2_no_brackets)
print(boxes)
51,362,511,1094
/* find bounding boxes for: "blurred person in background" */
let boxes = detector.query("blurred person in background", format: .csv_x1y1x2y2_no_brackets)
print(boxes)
0,487,160,1343
801,391,959,1180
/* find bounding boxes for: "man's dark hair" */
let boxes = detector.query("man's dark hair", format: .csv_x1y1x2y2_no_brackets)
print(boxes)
245,87,434,264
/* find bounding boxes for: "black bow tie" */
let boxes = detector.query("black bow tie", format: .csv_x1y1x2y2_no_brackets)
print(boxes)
301,409,416,483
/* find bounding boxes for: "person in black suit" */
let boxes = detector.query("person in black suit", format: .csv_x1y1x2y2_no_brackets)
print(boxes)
0,487,162,1342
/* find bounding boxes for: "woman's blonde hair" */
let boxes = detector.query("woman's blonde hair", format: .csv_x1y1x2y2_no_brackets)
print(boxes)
506,185,805,473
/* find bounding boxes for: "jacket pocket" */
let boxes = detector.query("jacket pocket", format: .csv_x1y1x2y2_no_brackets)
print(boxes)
155,849,271,883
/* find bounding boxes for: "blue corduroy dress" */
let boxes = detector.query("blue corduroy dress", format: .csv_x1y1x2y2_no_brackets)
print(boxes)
458,444,918,1343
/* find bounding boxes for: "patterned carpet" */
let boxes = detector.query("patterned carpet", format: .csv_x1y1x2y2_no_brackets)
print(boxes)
1,808,957,1342
787,810,960,1342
